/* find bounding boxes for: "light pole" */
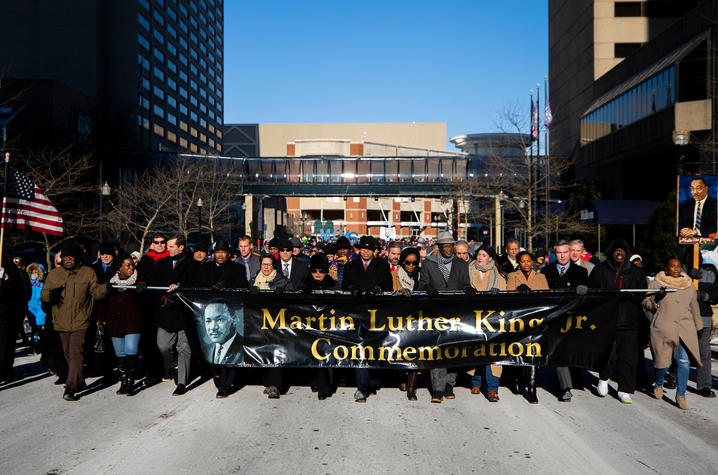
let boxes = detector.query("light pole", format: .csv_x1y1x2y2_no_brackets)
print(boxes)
672,130,690,174
100,181,111,241
197,198,203,233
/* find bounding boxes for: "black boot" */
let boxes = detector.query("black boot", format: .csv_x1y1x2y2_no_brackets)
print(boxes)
527,365,538,404
125,355,137,396
116,357,128,395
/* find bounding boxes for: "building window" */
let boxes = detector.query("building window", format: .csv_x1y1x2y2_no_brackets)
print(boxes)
190,32,198,45
614,2,642,17
138,0,150,11
167,95,177,108
179,53,188,66
153,104,164,118
138,13,150,31
167,42,177,56
179,103,188,115
190,95,198,106
154,123,164,137
167,25,177,39
142,77,150,90
615,42,643,58
153,66,164,81
179,37,188,50
153,30,164,45
167,130,177,143
190,79,198,91
167,6,177,21
138,34,150,51
179,70,188,82
190,111,198,122
153,85,164,100
153,48,164,62
180,121,188,131
179,86,188,99
180,137,188,148
179,3,188,16
167,113,177,125
153,10,165,26
167,59,177,73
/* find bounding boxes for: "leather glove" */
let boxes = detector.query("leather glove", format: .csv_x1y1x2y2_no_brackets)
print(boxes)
135,282,147,294
426,286,439,297
490,287,500,295
211,281,226,291
49,286,64,307
465,287,477,296
274,285,285,294
517,284,531,294
347,285,362,297
367,285,382,297
399,288,412,297
576,285,588,296
654,287,667,302
688,268,702,280
249,286,260,295
106,282,116,294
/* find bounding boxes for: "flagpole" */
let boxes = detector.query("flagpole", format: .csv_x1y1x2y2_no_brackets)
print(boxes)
544,76,549,250
529,89,534,251
0,152,9,267
535,83,540,250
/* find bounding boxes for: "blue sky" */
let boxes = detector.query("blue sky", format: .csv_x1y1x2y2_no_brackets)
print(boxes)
223,1,548,151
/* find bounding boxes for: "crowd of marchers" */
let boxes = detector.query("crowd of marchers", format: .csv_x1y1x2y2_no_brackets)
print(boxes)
0,230,715,411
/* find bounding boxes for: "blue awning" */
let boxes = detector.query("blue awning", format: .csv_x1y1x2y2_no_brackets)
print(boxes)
579,200,660,225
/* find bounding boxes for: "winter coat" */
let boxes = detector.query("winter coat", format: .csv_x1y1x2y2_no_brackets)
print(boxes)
0,257,23,320
589,258,647,330
506,270,549,290
418,256,470,292
342,258,394,292
643,272,703,369
304,274,339,291
543,262,589,289
28,280,46,326
106,290,143,336
41,264,108,332
150,252,199,332
193,260,249,289
252,272,292,292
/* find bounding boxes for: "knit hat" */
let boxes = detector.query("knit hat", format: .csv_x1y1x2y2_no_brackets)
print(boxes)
60,242,83,259
335,236,352,250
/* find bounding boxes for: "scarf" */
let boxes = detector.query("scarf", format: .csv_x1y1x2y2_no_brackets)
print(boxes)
396,266,416,291
253,269,277,290
146,249,169,262
438,254,453,282
653,271,692,290
109,269,138,291
471,263,503,291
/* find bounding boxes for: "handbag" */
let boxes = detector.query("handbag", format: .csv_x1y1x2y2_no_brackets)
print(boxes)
94,322,106,353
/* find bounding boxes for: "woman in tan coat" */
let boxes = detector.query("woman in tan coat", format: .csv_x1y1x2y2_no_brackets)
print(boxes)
391,247,421,400
506,251,548,404
643,258,703,410
468,244,506,402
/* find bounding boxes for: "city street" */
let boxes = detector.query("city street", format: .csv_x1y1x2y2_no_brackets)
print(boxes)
1,351,717,474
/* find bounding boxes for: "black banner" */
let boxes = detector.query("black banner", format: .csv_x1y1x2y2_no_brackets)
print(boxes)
177,290,619,370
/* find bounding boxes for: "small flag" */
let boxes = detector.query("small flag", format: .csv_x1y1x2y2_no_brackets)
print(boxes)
531,97,537,140
2,167,63,236
544,101,553,130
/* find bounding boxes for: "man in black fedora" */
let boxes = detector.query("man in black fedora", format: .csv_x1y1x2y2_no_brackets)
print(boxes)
342,235,393,402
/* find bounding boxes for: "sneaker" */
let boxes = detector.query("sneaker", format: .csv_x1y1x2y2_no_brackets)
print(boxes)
618,391,632,404
597,379,609,397
653,386,663,400
354,390,366,403
559,390,572,402
172,384,187,396
431,391,444,404
487,391,500,402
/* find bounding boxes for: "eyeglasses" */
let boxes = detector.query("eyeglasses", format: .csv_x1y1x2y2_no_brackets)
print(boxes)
404,261,418,266
153,240,166,245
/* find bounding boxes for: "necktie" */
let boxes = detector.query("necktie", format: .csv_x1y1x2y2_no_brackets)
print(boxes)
560,266,565,277
214,345,223,364
364,262,368,271
172,260,177,269
283,263,289,277
696,201,703,231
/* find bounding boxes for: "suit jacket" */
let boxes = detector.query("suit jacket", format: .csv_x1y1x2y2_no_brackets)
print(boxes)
194,260,249,288
679,195,718,236
341,258,393,292
236,253,261,282
205,333,243,365
419,255,470,291
543,262,588,289
573,258,595,276
506,270,549,290
151,252,199,332
276,257,309,290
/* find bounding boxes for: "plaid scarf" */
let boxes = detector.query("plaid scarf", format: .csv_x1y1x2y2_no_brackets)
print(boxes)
438,254,453,283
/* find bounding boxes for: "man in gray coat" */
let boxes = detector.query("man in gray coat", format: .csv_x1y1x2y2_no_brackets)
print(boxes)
235,235,261,283
419,231,471,403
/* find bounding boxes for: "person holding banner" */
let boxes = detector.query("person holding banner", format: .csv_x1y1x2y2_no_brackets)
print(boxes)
419,231,471,404
468,243,506,403
589,239,647,405
392,247,422,401
342,235,393,403
252,253,292,399
506,251,548,404
304,253,339,400
643,258,703,410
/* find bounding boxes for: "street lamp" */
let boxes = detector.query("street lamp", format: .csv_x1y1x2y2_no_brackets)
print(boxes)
197,198,203,232
672,130,690,175
99,182,111,241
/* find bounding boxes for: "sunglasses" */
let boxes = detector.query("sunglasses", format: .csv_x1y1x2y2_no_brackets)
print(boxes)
311,269,327,274
279,248,292,252
153,240,166,245
404,261,418,266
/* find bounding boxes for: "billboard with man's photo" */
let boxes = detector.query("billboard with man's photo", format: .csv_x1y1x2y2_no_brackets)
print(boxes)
677,175,718,244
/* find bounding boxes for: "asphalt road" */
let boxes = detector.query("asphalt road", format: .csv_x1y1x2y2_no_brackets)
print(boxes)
1,351,717,475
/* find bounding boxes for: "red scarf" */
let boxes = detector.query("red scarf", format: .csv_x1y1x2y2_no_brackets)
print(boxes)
146,249,169,262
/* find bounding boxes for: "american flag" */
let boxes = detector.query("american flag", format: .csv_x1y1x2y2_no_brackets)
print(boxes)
2,166,63,236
